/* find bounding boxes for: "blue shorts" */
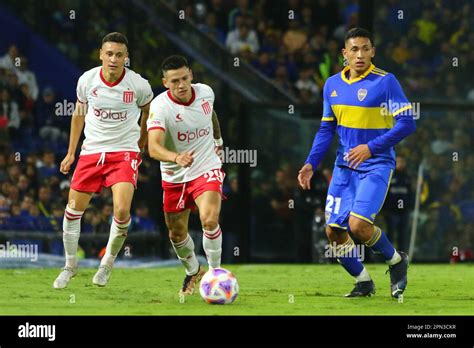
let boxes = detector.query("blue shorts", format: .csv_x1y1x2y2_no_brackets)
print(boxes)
325,165,393,230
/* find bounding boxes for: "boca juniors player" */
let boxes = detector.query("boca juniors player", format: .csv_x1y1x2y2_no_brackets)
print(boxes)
298,28,416,298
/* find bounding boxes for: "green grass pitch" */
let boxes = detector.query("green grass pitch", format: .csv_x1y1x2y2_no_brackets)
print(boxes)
1,264,472,315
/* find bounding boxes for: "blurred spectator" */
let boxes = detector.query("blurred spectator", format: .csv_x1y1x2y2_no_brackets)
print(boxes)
0,88,20,139
383,155,413,251
36,87,67,142
37,185,53,217
15,56,39,101
282,20,308,54
198,12,226,44
225,21,259,55
37,150,60,181
228,0,254,30
132,201,156,233
0,45,19,70
295,67,320,103
251,51,277,78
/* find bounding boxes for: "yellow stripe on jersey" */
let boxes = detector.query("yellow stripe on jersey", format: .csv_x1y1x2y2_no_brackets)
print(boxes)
392,104,413,117
331,105,394,129
371,71,387,77
328,223,348,230
373,68,387,75
350,212,374,224
340,64,375,85
321,117,335,121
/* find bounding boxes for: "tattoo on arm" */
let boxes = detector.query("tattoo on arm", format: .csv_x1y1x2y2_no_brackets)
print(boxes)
211,110,222,140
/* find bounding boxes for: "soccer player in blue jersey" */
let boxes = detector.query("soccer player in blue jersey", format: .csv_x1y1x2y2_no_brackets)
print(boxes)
298,28,416,298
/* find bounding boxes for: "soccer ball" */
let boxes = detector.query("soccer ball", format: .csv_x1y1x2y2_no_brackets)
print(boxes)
199,268,239,304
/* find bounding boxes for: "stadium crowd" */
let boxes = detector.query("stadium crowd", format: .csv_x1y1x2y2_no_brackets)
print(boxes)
0,0,472,261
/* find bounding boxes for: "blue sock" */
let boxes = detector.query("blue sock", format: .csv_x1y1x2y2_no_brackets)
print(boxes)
334,238,364,277
366,226,396,261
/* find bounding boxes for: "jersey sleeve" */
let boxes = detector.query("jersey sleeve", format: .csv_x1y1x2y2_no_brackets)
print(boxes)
385,74,413,119
76,73,88,104
321,81,335,122
198,83,215,104
147,99,167,133
136,78,154,107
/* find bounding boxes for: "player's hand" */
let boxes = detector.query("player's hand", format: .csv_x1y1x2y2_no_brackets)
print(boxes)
347,144,372,169
215,145,223,161
60,154,75,174
298,163,314,190
175,150,194,168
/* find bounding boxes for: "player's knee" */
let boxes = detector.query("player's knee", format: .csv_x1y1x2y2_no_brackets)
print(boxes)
325,225,347,244
348,217,372,240
200,214,219,231
114,208,130,222
325,225,334,239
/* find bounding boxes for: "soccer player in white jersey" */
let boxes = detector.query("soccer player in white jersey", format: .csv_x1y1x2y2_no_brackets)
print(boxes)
147,55,225,296
53,32,153,289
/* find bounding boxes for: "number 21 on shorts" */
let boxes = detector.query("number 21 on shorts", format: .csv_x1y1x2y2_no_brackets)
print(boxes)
326,195,341,214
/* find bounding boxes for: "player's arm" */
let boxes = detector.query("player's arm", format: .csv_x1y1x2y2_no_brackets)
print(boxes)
298,81,337,190
211,109,222,141
348,75,416,169
138,103,150,152
211,109,223,157
298,119,337,189
60,101,86,174
148,129,194,168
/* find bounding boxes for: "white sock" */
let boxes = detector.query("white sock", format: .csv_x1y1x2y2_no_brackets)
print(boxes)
387,251,402,266
355,267,371,282
171,234,199,276
101,216,130,268
203,225,222,269
63,205,84,268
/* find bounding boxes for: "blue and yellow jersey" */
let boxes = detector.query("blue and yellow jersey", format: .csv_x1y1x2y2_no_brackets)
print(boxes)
321,64,414,170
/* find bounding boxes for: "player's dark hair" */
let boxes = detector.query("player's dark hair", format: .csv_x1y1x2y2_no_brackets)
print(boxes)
102,32,128,49
161,55,190,76
344,28,374,46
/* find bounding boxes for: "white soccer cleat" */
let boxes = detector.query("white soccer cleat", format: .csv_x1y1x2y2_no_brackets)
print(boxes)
53,267,77,289
92,265,112,287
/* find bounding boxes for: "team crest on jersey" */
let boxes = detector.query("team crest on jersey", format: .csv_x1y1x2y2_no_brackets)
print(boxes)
357,88,368,101
123,90,134,103
201,100,211,115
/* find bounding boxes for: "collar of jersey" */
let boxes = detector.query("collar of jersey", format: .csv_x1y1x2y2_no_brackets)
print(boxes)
340,63,375,85
100,68,126,87
167,87,196,106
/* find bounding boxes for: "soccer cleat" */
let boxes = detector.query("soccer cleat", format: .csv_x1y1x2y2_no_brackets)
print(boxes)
92,265,112,287
387,251,409,299
179,266,205,296
345,280,376,297
53,267,77,289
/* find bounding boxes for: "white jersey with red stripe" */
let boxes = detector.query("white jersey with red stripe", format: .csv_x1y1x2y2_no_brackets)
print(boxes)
147,83,221,183
76,66,153,155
